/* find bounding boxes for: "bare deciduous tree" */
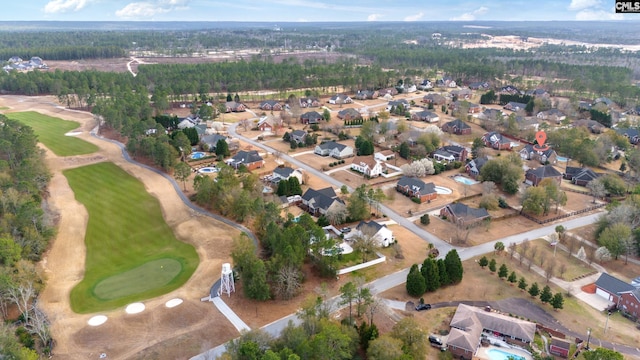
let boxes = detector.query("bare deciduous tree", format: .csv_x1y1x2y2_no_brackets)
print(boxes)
274,265,302,300
452,225,470,245
508,242,517,259
519,239,530,266
528,245,538,271
545,259,556,283
366,295,386,326
558,263,567,279
325,205,347,226
28,303,51,348
352,225,380,262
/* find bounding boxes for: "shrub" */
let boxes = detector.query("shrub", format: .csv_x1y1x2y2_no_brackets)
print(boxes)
412,197,422,204
420,214,430,225
498,197,509,208
478,256,488,268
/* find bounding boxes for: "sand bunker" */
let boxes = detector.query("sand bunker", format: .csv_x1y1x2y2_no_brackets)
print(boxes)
87,315,108,326
125,302,146,314
165,298,183,308
64,131,82,136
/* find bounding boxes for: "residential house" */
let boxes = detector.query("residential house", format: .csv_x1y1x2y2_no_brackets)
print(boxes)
422,93,447,106
549,337,571,359
411,110,439,122
468,103,482,114
337,108,362,121
290,130,307,144
355,90,378,100
526,88,549,97
437,76,457,88
300,111,323,124
440,203,490,226
374,150,395,162
595,273,637,307
257,116,283,133
8,56,22,63
465,156,489,179
201,134,228,151
478,108,505,122
345,220,394,247
377,88,399,97
468,81,490,90
225,101,246,112
442,119,472,135
350,156,384,178
299,97,321,108
387,99,410,111
563,166,600,186
515,116,540,131
595,97,614,108
536,109,566,123
449,100,481,114
314,141,354,159
226,150,264,170
442,145,468,162
271,166,303,185
503,101,528,112
619,288,640,319
574,119,605,134
398,130,422,146
177,117,197,130
405,84,417,93
615,127,640,144
432,149,456,163
396,176,437,203
328,94,352,105
451,88,473,100
578,101,592,111
300,187,345,216
499,85,521,95
417,79,433,90
259,100,282,111
524,165,562,186
447,304,535,360
482,132,512,150
519,144,557,164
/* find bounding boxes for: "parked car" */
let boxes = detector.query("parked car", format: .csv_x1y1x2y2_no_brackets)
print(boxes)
429,335,446,351
340,227,352,233
415,303,432,311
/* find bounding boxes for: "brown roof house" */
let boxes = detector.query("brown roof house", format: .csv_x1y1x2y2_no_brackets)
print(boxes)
440,203,490,227
549,337,571,358
524,165,562,186
396,176,437,203
337,108,362,121
442,119,472,135
447,304,536,360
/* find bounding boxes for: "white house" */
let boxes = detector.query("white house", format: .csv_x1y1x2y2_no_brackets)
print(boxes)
314,141,354,159
345,220,393,247
350,156,384,178
328,94,352,105
375,150,395,162
271,166,304,184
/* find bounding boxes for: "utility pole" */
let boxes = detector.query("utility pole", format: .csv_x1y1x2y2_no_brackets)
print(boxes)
604,311,611,333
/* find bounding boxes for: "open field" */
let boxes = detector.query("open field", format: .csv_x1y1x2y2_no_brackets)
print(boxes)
7,111,99,156
65,162,199,313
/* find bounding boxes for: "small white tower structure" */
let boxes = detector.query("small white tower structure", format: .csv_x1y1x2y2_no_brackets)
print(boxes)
219,263,235,297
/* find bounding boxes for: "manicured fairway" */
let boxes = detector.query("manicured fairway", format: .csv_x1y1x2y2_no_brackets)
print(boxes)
8,111,98,156
66,162,198,313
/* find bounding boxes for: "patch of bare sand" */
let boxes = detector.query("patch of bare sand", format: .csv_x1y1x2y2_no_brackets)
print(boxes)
0,96,239,359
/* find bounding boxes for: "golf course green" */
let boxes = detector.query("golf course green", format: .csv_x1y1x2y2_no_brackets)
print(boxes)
66,162,198,313
8,111,99,156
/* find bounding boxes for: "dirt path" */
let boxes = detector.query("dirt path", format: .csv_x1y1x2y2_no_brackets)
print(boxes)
0,96,240,359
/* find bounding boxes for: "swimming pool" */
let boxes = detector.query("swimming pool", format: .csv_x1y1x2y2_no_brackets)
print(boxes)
435,186,452,194
557,156,568,162
197,167,218,174
454,176,479,185
486,348,525,360
191,152,206,160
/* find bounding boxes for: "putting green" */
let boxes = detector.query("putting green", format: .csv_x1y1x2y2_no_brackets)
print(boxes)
94,258,182,300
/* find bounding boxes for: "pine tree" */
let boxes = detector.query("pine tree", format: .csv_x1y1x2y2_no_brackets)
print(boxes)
498,264,509,279
528,282,540,297
444,249,463,284
406,264,426,297
518,277,528,291
551,293,564,310
508,271,518,284
488,258,497,272
215,139,230,158
399,142,410,159
437,259,449,287
276,180,289,196
288,177,302,196
421,258,440,292
540,285,553,303
478,256,488,268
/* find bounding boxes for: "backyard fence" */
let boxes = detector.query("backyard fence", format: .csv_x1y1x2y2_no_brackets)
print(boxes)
520,203,607,225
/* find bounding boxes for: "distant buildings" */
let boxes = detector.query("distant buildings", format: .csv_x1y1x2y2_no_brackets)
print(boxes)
3,56,48,73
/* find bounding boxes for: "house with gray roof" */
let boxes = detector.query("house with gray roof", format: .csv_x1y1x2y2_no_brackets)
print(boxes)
226,150,264,171
465,156,489,179
337,108,362,121
300,111,323,124
519,144,557,164
564,166,600,186
314,141,354,159
595,273,636,306
396,176,437,203
345,220,394,247
442,119,471,135
271,167,303,185
411,110,439,122
300,187,345,217
422,93,446,105
482,131,512,150
615,127,640,144
440,203,490,227
525,165,562,186
201,134,228,151
503,101,527,112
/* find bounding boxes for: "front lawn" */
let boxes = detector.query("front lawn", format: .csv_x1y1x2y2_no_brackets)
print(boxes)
8,111,99,156
66,162,199,313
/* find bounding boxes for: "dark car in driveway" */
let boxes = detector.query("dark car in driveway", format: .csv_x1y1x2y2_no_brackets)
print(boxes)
415,303,432,311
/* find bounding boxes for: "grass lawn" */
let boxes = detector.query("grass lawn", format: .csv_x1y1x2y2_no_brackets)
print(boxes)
7,111,99,156
66,162,199,313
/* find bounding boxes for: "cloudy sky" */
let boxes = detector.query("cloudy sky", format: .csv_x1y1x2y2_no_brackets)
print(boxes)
1,0,632,22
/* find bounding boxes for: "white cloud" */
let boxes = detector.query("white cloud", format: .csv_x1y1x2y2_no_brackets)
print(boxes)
116,0,190,19
44,0,89,13
450,6,489,21
575,9,624,20
568,0,601,11
367,13,382,21
404,12,424,22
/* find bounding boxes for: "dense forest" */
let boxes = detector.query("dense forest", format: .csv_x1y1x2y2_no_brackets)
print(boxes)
0,115,55,358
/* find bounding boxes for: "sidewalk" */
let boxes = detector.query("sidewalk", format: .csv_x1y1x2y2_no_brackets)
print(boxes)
211,296,251,333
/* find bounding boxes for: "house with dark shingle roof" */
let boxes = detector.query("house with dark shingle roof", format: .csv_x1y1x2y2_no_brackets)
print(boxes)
564,166,600,186
422,93,446,105
503,101,528,112
443,145,467,162
442,119,471,135
396,176,437,203
440,203,490,226
224,101,246,112
328,94,352,105
300,187,345,216
519,144,557,164
314,141,354,159
411,110,439,122
482,132,512,150
271,166,303,184
201,134,228,151
525,165,562,186
226,150,264,170
465,156,489,179
259,100,282,111
355,89,378,100
595,273,640,313
432,149,456,163
615,127,640,144
337,108,362,121
300,111,323,124
345,220,394,247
